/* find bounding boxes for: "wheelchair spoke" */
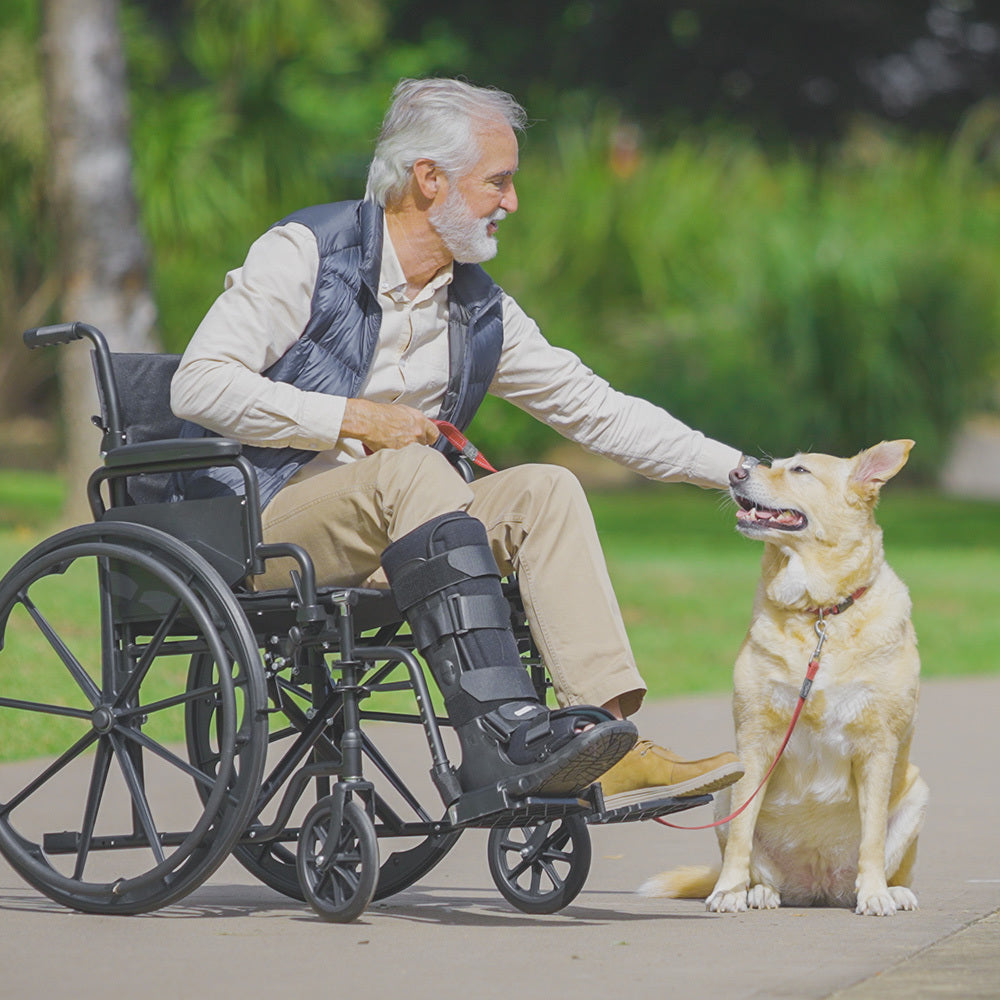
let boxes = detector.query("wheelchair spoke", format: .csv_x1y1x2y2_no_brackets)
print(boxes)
504,851,534,881
109,733,166,866
331,864,361,898
120,680,220,720
530,866,543,896
19,590,101,707
1,730,100,816
538,859,564,891
113,598,183,708
117,724,226,797
73,739,115,880
0,696,92,721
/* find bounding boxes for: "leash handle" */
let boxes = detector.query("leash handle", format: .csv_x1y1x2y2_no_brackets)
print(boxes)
359,419,497,473
432,420,497,473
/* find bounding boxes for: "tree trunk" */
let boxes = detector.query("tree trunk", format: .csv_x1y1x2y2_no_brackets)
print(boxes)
41,0,159,524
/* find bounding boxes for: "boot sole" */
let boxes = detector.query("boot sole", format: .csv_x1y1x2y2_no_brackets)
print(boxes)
500,722,638,798
600,761,745,808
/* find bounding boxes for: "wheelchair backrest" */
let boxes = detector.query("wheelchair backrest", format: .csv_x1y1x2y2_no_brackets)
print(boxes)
94,352,182,505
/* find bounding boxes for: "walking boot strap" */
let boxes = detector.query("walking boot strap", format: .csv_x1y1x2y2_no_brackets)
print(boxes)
482,703,617,766
389,546,515,654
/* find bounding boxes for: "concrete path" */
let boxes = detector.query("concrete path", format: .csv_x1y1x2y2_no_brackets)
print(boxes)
1,675,998,1000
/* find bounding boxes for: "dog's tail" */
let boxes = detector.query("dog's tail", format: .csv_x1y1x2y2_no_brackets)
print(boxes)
638,865,719,899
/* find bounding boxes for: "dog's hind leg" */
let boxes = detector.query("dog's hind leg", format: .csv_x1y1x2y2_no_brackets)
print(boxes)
887,841,920,911
746,881,781,909
885,766,929,911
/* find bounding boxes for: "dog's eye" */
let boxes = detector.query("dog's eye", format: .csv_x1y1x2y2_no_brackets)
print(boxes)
790,465,811,475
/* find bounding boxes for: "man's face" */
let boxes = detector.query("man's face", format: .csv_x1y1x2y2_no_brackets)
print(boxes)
429,123,519,264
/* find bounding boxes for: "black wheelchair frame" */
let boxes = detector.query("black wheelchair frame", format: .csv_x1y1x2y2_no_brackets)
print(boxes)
0,321,707,922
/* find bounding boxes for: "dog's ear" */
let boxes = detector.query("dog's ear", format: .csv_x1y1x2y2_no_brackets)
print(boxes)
851,440,914,501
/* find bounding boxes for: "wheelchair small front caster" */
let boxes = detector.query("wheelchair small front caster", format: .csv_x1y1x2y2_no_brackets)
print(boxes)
487,814,591,914
297,796,379,922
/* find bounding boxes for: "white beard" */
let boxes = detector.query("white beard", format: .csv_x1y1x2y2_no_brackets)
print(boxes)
429,187,506,263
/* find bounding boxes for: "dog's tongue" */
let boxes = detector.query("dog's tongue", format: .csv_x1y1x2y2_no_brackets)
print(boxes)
738,506,802,526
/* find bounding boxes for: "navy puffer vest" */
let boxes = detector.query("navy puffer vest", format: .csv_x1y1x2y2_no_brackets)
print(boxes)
176,199,505,509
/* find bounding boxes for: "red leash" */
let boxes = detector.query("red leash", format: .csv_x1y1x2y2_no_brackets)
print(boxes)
361,420,497,473
432,420,497,473
654,614,830,831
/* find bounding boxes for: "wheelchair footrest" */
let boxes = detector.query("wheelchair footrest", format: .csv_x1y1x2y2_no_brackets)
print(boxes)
587,792,713,825
448,783,602,828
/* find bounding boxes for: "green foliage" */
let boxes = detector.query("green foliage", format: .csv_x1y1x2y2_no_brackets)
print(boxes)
0,2,58,417
123,0,463,349
0,2,997,482
478,118,1000,479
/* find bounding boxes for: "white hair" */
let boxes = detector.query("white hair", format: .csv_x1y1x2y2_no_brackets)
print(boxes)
365,78,527,208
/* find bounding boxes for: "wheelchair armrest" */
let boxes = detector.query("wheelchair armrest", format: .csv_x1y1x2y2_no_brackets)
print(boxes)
103,437,243,469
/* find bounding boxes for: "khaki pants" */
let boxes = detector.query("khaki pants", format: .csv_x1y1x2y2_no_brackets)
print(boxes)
257,444,646,716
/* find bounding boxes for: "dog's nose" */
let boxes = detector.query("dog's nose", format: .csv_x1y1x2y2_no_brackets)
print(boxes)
729,455,760,486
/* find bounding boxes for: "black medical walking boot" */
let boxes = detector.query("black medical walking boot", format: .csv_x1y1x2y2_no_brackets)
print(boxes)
381,512,636,801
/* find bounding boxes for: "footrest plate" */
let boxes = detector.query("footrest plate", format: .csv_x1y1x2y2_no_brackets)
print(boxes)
449,783,602,828
587,792,713,825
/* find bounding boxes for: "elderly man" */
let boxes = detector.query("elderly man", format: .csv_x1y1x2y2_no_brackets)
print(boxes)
171,77,745,806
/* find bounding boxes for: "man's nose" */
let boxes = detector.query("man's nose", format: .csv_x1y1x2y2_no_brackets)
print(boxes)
501,183,518,213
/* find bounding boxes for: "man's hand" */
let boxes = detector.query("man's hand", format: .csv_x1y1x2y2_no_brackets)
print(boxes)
341,398,439,452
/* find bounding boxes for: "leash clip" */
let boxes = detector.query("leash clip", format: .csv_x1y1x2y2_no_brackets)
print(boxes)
812,615,828,660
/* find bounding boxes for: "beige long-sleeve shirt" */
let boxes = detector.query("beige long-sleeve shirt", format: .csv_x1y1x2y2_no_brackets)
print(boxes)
171,218,741,490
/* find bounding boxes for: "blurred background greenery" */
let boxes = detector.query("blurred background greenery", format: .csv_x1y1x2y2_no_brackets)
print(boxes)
2,0,1000,482
0,0,998,732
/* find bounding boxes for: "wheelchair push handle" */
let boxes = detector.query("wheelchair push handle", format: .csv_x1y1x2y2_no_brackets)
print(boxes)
24,321,122,446
23,321,110,351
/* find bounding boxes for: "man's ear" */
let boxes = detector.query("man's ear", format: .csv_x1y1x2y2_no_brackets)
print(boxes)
412,158,444,201
850,439,914,502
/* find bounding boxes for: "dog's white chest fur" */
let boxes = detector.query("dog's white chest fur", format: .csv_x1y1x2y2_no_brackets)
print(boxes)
751,677,878,904
767,678,873,805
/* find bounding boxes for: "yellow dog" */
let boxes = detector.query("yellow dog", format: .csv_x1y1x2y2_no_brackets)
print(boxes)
643,441,928,916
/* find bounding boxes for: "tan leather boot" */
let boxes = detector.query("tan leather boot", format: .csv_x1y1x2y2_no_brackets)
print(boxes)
597,740,744,806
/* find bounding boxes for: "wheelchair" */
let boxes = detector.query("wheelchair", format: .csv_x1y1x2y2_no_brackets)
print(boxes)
0,321,709,922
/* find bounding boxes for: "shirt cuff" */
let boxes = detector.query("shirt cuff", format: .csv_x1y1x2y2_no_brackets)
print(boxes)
294,391,348,451
687,438,745,490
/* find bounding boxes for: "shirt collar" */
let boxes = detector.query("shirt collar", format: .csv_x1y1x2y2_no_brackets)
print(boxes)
380,217,453,305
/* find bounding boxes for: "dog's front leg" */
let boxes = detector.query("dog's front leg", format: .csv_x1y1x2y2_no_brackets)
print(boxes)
707,771,772,913
853,750,899,916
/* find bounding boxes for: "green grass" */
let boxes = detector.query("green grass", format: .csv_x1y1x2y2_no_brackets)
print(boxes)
590,486,1000,696
0,471,998,761
0,470,65,532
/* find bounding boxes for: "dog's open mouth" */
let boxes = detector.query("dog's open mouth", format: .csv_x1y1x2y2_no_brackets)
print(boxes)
733,493,808,532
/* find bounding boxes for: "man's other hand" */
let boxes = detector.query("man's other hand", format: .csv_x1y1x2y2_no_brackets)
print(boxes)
341,398,440,452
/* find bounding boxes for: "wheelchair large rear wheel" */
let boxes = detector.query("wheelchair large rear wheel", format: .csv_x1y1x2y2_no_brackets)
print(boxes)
0,522,268,914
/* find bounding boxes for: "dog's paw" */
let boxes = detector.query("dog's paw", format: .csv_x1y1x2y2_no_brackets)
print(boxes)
888,886,918,911
747,883,781,909
706,888,749,913
856,889,898,916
